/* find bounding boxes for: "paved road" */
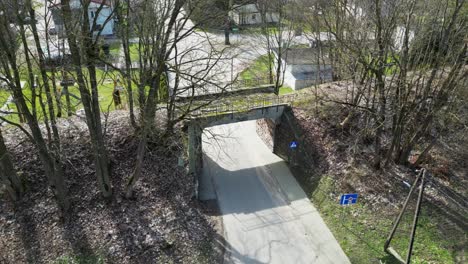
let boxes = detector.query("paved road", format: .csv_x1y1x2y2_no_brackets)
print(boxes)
201,121,350,264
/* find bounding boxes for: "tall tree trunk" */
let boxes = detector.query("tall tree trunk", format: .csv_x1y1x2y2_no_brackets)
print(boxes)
62,72,73,117
27,2,61,146
372,0,387,169
0,129,23,201
118,0,136,128
126,0,185,197
0,4,69,209
125,74,161,198
60,0,112,198
3,56,69,209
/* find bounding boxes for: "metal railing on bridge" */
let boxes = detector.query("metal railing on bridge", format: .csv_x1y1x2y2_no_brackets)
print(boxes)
230,77,272,89
190,94,297,117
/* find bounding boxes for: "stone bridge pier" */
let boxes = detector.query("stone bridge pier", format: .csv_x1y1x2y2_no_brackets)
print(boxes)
186,104,290,198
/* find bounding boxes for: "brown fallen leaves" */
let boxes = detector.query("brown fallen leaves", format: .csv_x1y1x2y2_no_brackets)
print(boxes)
0,111,220,264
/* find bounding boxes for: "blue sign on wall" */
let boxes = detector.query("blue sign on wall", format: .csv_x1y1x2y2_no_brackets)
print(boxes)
289,141,298,149
340,193,358,205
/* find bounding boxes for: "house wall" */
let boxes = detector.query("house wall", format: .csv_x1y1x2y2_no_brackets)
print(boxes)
88,6,114,35
283,65,297,90
231,4,279,25
291,64,333,90
272,51,334,91
51,1,114,38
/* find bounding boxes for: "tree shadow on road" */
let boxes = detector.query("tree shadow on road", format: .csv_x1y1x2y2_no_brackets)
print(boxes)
202,197,269,264
201,155,309,215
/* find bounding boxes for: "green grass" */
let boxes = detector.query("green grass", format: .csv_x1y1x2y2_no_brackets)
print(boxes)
310,176,458,264
239,55,297,97
107,42,121,57
128,44,140,61
105,42,140,62
53,254,105,264
0,69,131,124
364,54,400,76
0,88,11,106
278,86,294,95
0,66,173,125
239,54,272,81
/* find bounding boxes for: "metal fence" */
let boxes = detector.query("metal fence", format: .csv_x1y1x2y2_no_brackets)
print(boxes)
230,77,272,89
190,94,297,117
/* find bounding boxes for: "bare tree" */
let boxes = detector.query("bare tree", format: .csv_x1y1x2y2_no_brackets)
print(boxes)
123,0,187,198
114,0,137,128
0,0,69,209
316,0,467,168
59,0,113,197
123,0,233,197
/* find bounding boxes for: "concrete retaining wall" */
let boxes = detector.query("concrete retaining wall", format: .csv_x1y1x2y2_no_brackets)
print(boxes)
256,118,277,152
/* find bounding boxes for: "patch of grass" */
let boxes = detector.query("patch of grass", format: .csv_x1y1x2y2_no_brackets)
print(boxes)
310,176,456,264
128,44,140,62
0,69,132,124
278,86,294,95
53,254,105,264
239,54,272,81
107,42,121,57
0,88,11,106
106,42,139,61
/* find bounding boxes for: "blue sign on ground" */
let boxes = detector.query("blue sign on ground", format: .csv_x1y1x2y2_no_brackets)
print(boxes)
289,141,298,149
340,193,358,205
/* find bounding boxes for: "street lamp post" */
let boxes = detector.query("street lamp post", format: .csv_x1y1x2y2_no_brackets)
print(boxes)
224,16,231,45
60,71,74,117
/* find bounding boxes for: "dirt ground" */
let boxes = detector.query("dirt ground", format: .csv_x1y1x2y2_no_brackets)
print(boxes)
0,111,223,264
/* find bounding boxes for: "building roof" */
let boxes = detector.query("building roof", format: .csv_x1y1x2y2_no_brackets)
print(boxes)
272,48,330,65
232,4,258,13
49,0,111,8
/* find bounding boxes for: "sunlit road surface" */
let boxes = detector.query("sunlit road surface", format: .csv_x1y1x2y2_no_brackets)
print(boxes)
201,121,350,264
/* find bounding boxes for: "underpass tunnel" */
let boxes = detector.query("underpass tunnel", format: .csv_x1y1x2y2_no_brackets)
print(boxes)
197,118,280,201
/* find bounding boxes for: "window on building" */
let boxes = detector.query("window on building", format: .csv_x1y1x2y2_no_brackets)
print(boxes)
90,11,95,18
252,14,256,20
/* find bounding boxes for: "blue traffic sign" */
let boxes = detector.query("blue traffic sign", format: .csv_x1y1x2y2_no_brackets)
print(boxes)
289,141,298,149
340,193,358,205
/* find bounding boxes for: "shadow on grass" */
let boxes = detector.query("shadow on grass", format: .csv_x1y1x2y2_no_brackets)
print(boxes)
379,254,403,264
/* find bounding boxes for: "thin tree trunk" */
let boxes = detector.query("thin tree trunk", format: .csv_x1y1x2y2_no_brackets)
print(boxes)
60,0,112,198
28,2,61,145
0,6,69,209
0,129,23,201
126,74,161,198
372,0,387,170
51,71,62,118
64,86,73,116
119,0,136,128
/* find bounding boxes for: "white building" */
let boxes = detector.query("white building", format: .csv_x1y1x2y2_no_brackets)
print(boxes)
230,3,279,26
50,0,115,38
272,48,333,90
